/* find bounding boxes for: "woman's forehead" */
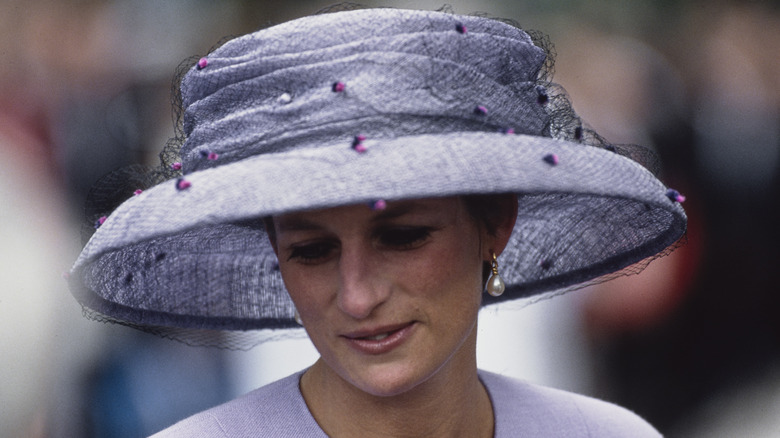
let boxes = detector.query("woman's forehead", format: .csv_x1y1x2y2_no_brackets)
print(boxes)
274,197,464,232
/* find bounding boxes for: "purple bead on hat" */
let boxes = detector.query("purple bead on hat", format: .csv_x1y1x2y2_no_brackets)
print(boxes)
176,178,191,191
352,134,367,153
332,81,346,92
370,199,387,211
666,188,686,203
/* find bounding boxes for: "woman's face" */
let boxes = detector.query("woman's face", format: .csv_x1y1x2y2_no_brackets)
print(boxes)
271,197,502,397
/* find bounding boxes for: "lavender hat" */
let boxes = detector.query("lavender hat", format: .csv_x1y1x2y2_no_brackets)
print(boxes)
68,8,686,348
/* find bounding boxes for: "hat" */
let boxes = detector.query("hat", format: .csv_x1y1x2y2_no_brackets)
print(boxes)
68,8,686,348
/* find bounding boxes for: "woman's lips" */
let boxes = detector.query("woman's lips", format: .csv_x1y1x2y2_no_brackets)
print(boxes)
342,322,417,355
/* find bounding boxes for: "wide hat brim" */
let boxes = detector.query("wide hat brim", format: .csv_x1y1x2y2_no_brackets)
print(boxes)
69,130,686,334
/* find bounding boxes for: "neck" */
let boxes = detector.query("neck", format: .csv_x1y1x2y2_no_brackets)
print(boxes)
300,329,494,438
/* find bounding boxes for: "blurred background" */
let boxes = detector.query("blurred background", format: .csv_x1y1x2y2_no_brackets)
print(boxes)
1,0,778,437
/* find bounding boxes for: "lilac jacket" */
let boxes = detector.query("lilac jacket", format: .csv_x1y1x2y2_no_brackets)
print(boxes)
151,370,661,437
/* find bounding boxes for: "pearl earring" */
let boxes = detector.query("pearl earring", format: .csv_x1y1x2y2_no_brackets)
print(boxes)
486,253,506,297
294,309,303,326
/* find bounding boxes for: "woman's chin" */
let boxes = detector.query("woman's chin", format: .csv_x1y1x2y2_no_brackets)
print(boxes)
315,355,429,398
347,366,431,398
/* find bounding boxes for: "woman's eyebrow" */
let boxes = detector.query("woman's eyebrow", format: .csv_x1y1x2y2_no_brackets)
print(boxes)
274,217,323,233
276,201,440,232
371,201,439,222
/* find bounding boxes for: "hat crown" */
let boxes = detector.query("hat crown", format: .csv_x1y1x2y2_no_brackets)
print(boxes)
179,8,549,174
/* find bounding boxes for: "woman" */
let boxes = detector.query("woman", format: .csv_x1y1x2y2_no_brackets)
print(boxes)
68,7,686,437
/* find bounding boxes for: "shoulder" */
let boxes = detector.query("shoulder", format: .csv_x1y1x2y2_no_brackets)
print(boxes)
149,371,326,438
480,370,662,438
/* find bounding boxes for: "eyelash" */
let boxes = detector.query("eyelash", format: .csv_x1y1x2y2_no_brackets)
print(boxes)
287,242,337,263
378,227,433,249
286,227,434,263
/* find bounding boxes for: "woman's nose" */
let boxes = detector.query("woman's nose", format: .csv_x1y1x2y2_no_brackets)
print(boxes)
336,246,390,319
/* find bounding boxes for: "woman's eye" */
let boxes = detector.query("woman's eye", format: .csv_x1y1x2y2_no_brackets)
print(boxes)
379,227,432,249
288,242,337,263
